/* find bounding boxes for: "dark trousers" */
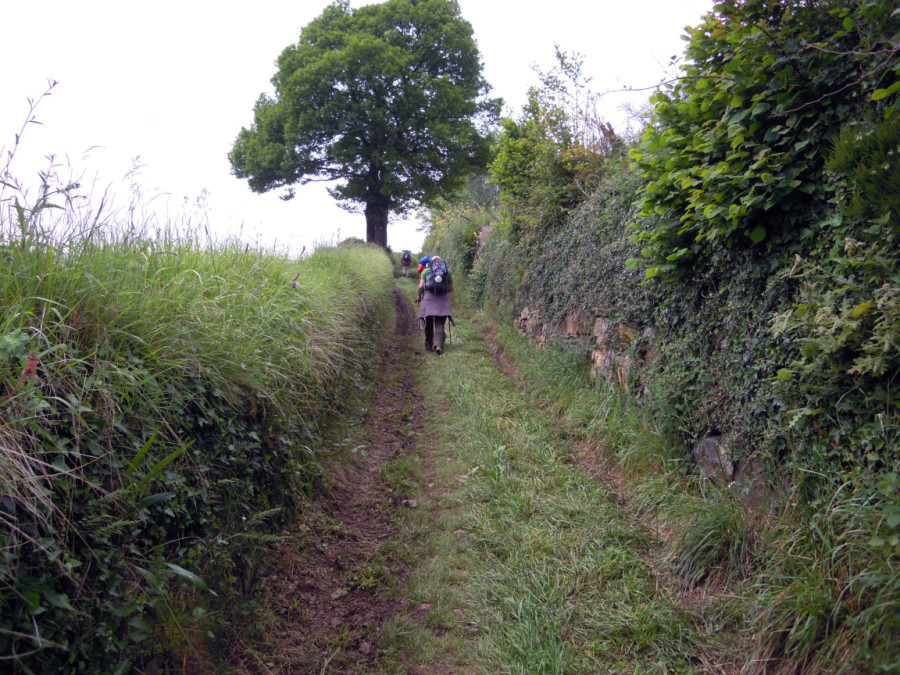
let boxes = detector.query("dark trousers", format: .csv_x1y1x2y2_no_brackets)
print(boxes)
424,315,446,351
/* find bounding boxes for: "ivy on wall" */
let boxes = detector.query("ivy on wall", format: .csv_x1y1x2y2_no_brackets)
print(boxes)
628,0,899,278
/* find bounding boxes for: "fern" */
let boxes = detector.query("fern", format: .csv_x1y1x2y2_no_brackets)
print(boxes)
826,115,900,230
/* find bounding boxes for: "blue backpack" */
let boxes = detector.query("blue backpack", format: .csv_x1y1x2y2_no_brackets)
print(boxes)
424,258,450,295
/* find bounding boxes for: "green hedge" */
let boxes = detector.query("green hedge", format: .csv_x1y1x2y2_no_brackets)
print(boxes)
0,231,393,672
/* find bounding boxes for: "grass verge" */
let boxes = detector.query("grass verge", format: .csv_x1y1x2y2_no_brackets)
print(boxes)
0,176,395,671
382,294,899,673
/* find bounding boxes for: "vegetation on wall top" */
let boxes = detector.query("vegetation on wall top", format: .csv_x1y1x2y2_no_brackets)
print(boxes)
628,0,899,278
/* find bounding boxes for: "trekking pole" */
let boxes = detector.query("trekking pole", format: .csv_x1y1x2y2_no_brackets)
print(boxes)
415,296,423,354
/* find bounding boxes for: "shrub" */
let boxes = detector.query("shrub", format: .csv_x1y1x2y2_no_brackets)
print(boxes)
628,0,900,278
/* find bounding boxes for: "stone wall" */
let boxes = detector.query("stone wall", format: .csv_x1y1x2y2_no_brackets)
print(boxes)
515,305,770,508
516,306,653,391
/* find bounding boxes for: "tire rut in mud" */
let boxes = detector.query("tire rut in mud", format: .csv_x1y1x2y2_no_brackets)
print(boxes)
229,287,424,674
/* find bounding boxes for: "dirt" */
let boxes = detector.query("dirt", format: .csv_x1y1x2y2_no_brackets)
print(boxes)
228,288,430,674
481,325,520,382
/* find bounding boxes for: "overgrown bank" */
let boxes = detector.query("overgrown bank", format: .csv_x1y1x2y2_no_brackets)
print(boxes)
424,0,899,670
0,203,394,671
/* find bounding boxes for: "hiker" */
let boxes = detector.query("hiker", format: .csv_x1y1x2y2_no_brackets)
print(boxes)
400,250,412,277
417,255,454,355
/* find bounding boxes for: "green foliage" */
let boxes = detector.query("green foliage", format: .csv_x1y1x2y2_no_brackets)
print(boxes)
826,114,900,228
229,0,500,246
424,3,900,670
771,213,899,473
516,152,655,327
0,174,394,671
489,48,620,237
629,0,900,276
447,148,659,330
490,110,573,234
747,478,900,672
433,112,900,675
468,225,516,311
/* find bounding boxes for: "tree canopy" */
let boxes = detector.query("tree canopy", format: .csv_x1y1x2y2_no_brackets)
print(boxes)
229,0,499,247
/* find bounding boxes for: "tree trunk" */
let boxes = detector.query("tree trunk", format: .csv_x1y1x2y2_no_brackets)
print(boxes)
364,201,389,248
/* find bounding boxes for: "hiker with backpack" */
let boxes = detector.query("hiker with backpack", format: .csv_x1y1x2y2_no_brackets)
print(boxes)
400,250,412,277
417,255,454,355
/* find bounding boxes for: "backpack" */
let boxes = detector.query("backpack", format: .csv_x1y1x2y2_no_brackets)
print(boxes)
401,250,411,264
424,258,450,295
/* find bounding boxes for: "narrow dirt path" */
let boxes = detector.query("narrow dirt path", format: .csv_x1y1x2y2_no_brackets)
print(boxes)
227,290,737,673
229,287,428,674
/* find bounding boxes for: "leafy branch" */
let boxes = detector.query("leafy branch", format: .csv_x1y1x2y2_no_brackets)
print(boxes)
781,44,899,115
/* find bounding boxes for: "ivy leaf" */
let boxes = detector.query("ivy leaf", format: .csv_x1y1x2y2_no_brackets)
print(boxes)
842,17,855,31
851,300,873,318
749,226,766,243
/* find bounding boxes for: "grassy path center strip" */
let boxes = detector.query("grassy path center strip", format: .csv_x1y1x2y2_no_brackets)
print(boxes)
381,299,730,673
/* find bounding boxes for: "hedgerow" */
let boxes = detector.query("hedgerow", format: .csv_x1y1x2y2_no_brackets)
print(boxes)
0,172,394,671
628,0,899,278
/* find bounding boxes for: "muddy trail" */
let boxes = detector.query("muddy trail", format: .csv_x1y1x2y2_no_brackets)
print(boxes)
228,287,434,673
226,286,736,674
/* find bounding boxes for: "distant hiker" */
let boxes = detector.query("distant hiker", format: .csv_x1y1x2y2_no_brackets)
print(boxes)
400,250,412,277
417,255,454,355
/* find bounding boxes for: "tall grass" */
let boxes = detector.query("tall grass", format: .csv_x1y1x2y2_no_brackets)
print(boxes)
0,158,394,670
473,317,900,673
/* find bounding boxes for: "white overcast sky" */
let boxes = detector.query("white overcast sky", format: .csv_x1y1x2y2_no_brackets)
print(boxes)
1,0,711,254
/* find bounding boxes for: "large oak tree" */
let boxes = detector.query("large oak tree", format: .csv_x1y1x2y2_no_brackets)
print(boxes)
229,0,499,247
